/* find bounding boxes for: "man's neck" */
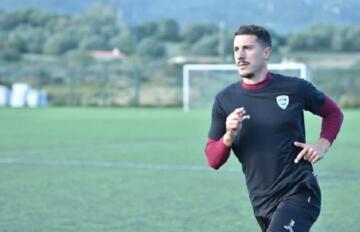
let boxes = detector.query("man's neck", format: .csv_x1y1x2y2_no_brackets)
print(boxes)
242,67,269,85
242,72,272,90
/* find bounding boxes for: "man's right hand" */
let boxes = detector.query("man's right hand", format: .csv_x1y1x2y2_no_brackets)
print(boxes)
223,107,246,146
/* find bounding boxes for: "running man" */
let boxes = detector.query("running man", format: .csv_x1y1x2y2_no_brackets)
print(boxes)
205,25,343,232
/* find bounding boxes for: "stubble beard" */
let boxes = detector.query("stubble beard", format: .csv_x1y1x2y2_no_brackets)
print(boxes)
236,61,254,79
240,72,254,79
238,69,254,79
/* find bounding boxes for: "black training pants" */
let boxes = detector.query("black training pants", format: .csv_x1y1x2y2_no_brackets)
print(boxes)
256,192,321,232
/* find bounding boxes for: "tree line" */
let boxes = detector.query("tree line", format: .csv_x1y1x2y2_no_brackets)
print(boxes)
1,5,360,63
0,5,230,61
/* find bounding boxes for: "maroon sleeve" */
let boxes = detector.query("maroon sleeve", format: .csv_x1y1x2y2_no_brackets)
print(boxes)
204,137,231,169
316,96,344,144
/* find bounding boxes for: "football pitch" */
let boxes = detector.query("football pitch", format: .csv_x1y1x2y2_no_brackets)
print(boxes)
0,107,359,232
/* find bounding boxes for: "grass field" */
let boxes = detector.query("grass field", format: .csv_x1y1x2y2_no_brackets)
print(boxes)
0,107,359,232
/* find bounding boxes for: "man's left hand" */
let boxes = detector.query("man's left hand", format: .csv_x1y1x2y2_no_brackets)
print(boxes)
293,141,328,164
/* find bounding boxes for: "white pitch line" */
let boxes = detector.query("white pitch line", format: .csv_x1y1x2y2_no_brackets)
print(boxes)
0,158,359,180
0,158,225,172
0,139,199,156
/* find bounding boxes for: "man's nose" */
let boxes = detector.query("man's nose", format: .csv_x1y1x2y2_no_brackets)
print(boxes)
236,50,245,60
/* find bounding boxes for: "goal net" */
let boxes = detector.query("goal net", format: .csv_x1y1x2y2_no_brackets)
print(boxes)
183,62,308,112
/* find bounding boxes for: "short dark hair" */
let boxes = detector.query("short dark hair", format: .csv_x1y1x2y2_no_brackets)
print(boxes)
234,25,271,48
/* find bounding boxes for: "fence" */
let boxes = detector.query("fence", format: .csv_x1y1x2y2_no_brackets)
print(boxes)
0,60,359,108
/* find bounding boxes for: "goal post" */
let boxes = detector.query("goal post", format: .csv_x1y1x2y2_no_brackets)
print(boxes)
183,62,308,112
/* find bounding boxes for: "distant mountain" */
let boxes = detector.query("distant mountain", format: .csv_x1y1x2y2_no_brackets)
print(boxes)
0,0,359,34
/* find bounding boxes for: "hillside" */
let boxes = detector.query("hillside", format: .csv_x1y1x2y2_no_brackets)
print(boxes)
0,0,359,34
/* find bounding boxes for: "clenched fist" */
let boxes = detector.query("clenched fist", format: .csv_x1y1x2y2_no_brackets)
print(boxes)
223,107,246,146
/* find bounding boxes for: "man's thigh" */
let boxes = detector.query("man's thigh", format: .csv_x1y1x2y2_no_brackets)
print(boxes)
267,193,320,232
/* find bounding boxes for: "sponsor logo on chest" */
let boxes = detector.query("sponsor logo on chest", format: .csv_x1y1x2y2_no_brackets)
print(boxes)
276,95,289,109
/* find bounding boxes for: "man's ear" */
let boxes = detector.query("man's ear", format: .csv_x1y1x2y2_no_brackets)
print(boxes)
263,47,272,60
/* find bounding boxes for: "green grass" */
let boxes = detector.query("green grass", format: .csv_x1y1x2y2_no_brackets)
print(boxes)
0,107,359,232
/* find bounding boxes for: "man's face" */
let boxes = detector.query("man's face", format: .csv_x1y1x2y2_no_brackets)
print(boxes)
233,34,271,78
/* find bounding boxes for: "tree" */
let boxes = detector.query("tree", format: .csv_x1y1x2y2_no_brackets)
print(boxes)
331,27,347,52
182,22,218,44
82,3,118,33
5,33,27,53
287,24,360,52
79,35,109,50
132,22,158,42
12,25,47,53
157,18,180,41
267,29,285,52
0,29,21,61
343,27,360,51
190,35,219,56
287,25,334,51
0,9,28,30
110,30,135,54
223,32,236,57
43,33,78,55
0,48,21,61
21,8,56,27
136,37,166,58
287,33,307,51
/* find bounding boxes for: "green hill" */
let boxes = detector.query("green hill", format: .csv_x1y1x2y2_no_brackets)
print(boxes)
0,0,359,34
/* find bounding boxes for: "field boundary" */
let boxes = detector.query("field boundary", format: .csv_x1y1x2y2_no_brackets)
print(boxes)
0,139,199,156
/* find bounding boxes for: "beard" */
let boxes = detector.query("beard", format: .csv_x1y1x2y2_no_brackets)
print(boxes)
240,72,254,79
238,69,254,79
236,60,254,79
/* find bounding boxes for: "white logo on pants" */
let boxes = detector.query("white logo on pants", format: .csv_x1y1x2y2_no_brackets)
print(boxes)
284,219,295,232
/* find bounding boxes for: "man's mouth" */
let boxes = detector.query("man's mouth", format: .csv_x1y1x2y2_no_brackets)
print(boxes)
237,61,249,67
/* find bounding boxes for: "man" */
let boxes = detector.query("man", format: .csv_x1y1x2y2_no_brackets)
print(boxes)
205,25,343,232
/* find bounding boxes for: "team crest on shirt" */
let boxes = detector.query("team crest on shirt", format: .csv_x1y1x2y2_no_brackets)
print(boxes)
276,95,289,109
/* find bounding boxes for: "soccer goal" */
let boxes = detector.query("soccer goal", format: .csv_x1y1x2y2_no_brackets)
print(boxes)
183,62,308,112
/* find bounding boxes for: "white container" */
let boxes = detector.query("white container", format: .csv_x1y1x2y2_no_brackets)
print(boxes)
10,83,30,107
39,90,47,107
0,85,10,106
26,89,48,108
26,89,40,107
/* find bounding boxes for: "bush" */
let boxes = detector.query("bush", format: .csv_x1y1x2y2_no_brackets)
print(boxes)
136,38,166,58
0,49,21,61
339,94,360,109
